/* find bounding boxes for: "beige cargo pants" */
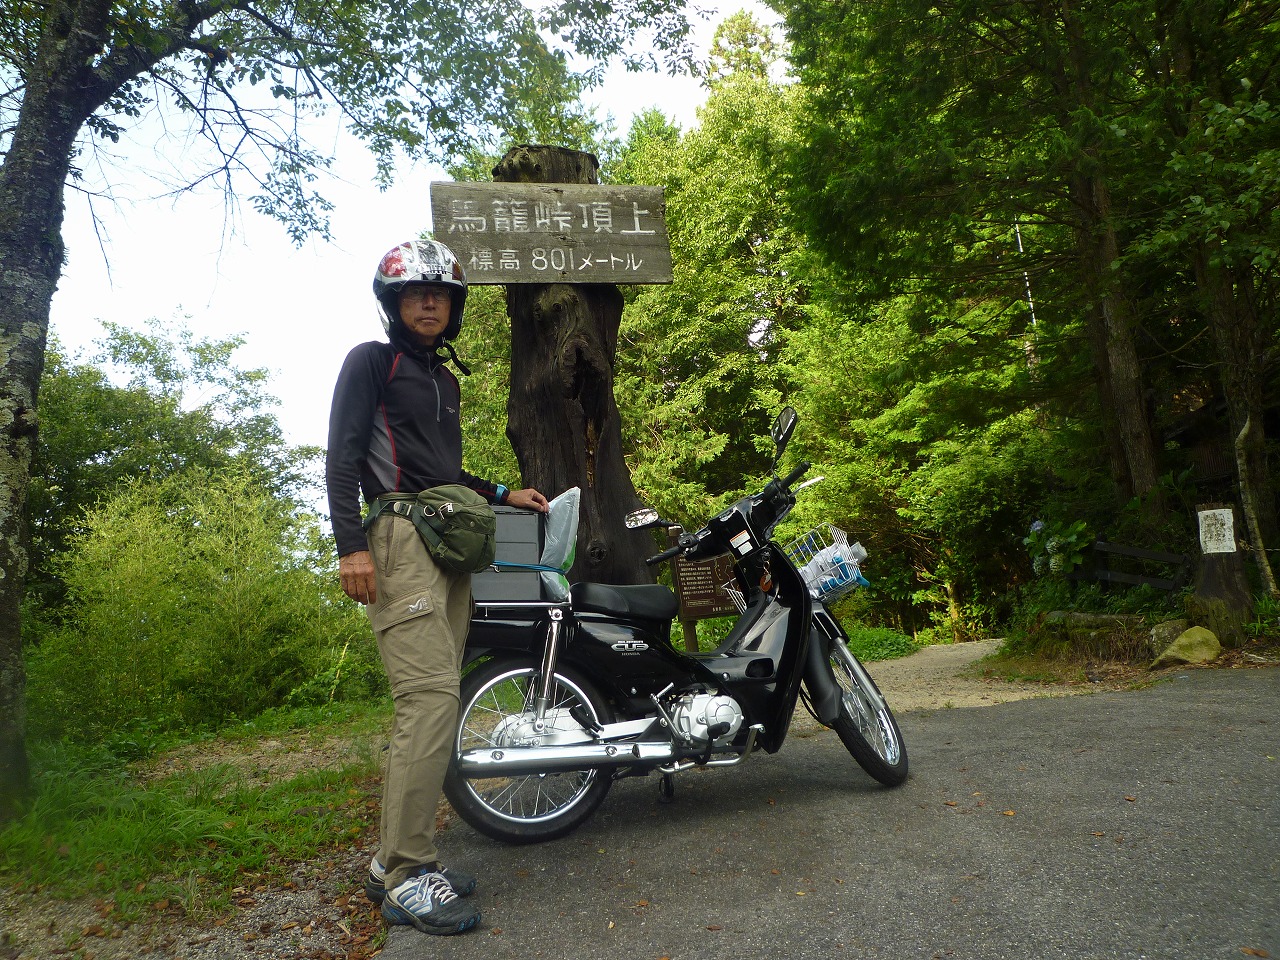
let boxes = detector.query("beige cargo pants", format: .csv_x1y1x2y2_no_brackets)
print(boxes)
365,512,473,894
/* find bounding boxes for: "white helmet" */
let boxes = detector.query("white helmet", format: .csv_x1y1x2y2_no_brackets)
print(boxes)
373,239,467,340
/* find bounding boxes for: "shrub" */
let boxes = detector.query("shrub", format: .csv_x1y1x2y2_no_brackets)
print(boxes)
25,468,370,742
843,624,920,661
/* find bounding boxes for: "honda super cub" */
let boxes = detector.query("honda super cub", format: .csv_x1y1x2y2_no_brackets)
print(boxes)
443,407,908,843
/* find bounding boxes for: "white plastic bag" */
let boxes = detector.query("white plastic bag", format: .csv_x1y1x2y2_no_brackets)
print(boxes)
538,487,580,600
799,541,869,598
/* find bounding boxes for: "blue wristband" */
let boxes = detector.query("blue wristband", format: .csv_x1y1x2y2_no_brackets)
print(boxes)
495,484,509,504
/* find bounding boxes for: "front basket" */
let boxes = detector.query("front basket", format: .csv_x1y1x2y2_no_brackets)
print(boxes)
784,523,868,604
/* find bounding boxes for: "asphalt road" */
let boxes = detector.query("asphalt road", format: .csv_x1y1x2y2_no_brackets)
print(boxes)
382,667,1279,960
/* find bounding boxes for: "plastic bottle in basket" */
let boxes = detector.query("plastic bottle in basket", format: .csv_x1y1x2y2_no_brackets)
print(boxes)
820,551,853,595
801,544,851,597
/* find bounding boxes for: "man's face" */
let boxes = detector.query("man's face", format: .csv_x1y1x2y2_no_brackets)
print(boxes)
398,285,452,345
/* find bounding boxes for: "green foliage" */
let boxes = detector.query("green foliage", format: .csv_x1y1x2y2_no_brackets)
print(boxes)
443,70,621,182
450,286,523,484
1246,592,1280,640
705,10,785,86
842,625,920,662
612,49,813,528
1024,520,1092,579
0,729,383,918
762,0,1280,637
0,0,695,240
777,288,1073,635
24,468,374,742
1006,579,1187,654
29,321,317,612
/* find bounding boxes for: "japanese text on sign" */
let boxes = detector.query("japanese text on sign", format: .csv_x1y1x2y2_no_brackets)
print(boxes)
430,182,673,285
669,528,739,621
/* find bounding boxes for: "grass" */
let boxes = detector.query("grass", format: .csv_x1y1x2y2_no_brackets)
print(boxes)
844,624,921,662
971,653,1091,685
0,702,391,921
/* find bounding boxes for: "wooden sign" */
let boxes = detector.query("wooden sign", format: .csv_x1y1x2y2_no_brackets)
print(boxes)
430,182,672,285
667,528,739,621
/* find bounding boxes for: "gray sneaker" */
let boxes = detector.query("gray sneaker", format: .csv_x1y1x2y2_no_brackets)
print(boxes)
381,867,481,936
365,856,477,904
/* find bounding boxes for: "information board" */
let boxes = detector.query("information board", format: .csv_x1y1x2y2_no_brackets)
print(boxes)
669,530,739,621
430,182,672,285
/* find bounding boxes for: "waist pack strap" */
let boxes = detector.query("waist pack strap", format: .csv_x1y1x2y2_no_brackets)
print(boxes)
362,493,418,532
362,494,452,554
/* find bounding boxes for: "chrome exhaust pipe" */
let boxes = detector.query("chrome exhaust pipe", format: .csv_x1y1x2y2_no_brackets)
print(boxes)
456,740,678,777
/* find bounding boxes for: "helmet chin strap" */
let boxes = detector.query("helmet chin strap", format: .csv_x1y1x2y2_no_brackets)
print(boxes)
439,339,472,376
387,317,472,375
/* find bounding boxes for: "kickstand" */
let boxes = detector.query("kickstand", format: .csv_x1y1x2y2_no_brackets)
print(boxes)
657,772,675,804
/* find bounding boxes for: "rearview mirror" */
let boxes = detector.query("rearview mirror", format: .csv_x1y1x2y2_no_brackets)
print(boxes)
625,508,661,530
771,406,798,459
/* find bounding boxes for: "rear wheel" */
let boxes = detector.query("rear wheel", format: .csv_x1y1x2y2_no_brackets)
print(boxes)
444,658,614,843
829,642,908,786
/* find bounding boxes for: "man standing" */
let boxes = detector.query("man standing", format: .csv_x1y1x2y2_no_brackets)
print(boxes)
326,239,548,936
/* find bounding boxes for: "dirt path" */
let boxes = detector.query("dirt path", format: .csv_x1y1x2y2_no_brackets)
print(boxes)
869,637,1092,711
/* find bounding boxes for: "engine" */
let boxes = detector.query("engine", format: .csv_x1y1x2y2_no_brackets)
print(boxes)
669,692,744,744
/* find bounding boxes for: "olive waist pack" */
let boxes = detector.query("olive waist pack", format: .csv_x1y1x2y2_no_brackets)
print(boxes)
364,485,497,574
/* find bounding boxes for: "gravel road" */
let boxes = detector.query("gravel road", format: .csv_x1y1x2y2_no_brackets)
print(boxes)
377,650,1278,960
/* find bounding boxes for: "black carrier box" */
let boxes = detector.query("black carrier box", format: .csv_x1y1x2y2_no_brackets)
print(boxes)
472,505,551,602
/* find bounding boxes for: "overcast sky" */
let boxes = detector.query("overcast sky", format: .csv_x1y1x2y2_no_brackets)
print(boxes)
47,6,776,458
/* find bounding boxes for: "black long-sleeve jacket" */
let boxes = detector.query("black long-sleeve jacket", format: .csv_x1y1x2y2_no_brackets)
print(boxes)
326,338,502,558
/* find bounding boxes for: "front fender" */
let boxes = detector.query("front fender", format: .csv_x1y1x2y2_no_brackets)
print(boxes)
802,622,842,725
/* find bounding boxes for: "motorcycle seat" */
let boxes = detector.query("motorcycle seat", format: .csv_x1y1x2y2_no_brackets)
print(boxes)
570,582,679,622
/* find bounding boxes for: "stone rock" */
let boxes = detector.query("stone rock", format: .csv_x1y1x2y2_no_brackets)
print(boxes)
1149,619,1190,656
1187,594,1249,648
1150,626,1221,670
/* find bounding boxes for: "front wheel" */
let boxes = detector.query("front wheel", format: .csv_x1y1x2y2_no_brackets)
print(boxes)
829,642,908,786
443,658,614,844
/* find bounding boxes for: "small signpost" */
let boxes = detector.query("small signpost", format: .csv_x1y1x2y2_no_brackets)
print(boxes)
1197,507,1237,554
1189,502,1252,647
430,182,673,285
667,527,739,651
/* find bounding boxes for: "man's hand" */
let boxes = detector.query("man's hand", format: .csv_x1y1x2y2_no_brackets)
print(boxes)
340,550,378,605
506,488,550,513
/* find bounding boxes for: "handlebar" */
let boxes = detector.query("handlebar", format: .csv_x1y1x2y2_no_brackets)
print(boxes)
645,543,686,566
781,460,811,489
644,461,813,567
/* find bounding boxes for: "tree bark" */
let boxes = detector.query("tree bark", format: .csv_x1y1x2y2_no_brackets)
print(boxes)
1068,170,1162,508
494,145,655,585
1190,504,1255,647
1194,247,1277,593
1046,0,1163,509
1162,0,1277,573
0,0,122,818
1080,296,1135,500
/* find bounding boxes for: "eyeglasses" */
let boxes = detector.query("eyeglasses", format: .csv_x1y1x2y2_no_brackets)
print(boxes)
400,286,452,303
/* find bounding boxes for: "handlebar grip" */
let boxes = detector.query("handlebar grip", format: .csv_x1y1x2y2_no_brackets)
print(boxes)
781,460,811,488
646,544,685,566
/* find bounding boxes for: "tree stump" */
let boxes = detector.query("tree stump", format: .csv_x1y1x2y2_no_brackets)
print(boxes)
494,145,655,585
1188,503,1253,647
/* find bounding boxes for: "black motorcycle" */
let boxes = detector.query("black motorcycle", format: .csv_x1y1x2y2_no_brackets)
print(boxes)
443,407,908,843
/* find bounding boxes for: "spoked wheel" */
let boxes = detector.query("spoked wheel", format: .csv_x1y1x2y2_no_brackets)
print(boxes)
829,641,908,786
443,658,614,844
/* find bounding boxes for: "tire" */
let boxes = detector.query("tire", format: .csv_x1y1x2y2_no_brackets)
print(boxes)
443,658,615,844
828,641,909,786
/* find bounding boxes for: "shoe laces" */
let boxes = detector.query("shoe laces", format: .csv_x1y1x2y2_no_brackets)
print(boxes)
400,869,458,908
